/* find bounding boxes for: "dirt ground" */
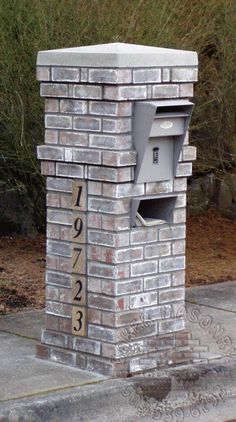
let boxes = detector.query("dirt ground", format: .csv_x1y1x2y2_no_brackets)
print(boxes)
0,208,236,314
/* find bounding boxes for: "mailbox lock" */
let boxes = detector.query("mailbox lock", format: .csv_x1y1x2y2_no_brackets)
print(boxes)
153,147,159,164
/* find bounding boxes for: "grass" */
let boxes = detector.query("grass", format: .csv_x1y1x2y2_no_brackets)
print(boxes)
0,0,236,230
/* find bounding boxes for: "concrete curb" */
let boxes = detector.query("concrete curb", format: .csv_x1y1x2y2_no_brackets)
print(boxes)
1,357,236,422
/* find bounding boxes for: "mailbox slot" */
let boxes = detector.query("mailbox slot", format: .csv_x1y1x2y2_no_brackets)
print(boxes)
131,195,177,227
133,100,194,183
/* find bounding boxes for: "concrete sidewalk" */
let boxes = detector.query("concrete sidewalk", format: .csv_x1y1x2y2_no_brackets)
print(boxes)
1,281,236,421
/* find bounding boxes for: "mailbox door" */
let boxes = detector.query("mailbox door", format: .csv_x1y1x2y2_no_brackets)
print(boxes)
150,116,185,137
137,137,174,183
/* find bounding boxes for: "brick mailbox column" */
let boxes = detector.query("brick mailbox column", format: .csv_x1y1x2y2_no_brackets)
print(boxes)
36,43,198,376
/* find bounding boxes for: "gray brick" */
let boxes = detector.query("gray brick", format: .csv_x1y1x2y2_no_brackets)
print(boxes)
72,148,101,165
159,225,185,241
40,83,68,97
131,227,158,244
171,67,198,82
172,240,186,255
130,292,157,309
172,270,185,286
107,310,142,327
175,194,186,208
37,145,64,161
88,230,129,247
145,180,173,195
88,262,129,280
180,83,194,98
52,67,80,82
47,192,60,208
103,182,143,198
182,146,197,161
131,260,157,277
159,287,185,303
86,357,114,376
145,243,171,259
152,84,179,98
73,116,101,132
162,68,170,82
103,340,145,359
102,215,130,231
174,178,187,192
41,161,55,176
45,99,59,112
88,324,116,343
42,330,67,348
88,181,102,195
176,163,192,177
45,129,58,144
47,177,73,193
60,99,87,114
116,278,143,295
56,163,84,178
89,101,132,116
89,134,132,150
46,285,59,301
159,319,185,334
144,304,172,321
89,68,132,84
144,274,171,290
47,225,63,242
133,68,161,83
87,213,102,229
46,270,71,287
102,151,136,167
110,247,143,263
173,208,186,224
45,115,72,129
130,357,157,373
88,230,116,247
47,239,71,257
88,294,129,311
80,68,88,82
73,337,101,355
88,197,130,214
47,209,72,225
59,131,88,147
73,85,102,99
159,256,185,273
46,301,71,317
102,118,131,133
121,323,157,342
87,275,102,292
88,166,132,183
104,85,147,101
37,66,50,81
50,349,76,366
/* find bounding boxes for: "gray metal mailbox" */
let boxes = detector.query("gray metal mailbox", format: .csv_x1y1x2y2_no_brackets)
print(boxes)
134,100,194,183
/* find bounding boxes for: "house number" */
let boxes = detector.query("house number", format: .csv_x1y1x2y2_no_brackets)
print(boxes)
71,180,87,337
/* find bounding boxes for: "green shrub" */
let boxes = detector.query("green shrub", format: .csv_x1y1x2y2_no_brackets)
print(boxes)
0,0,235,230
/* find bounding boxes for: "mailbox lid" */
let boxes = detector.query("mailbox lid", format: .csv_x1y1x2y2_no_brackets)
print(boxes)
150,115,185,137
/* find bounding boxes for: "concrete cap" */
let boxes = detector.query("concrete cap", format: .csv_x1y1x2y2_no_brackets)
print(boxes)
37,42,198,68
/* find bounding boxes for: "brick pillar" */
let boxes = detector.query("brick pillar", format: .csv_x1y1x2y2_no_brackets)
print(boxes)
36,43,198,376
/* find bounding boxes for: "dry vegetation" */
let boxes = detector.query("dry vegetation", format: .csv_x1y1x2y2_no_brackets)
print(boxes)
0,0,236,230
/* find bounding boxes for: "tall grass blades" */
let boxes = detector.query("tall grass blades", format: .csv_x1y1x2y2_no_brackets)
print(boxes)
0,0,235,230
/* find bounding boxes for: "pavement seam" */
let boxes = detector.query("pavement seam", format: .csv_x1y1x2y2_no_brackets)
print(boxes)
186,299,236,314
0,379,107,404
0,329,39,341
